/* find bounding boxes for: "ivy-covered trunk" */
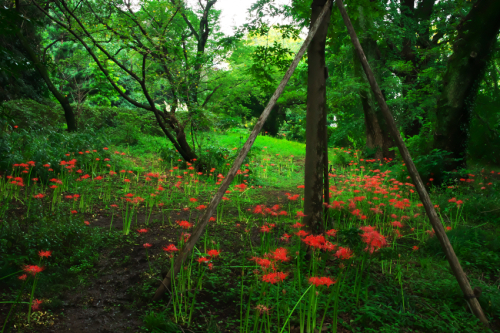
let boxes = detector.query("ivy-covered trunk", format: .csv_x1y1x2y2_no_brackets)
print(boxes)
433,0,500,170
304,0,331,234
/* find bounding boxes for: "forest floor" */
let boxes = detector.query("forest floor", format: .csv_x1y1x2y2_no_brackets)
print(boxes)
1,133,500,333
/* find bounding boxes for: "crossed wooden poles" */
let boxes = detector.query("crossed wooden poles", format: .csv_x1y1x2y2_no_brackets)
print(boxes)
153,0,489,327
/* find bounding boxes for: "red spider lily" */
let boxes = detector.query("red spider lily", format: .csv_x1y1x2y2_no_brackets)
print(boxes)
359,225,376,233
250,257,273,270
412,246,419,251
208,263,214,270
38,250,52,258
207,249,220,257
278,210,288,216
296,211,306,217
260,225,271,233
209,217,216,222
281,233,291,242
456,200,463,207
196,257,210,264
253,205,264,215
70,210,77,214
143,243,152,248
180,232,191,242
335,247,353,260
163,244,179,253
255,304,271,314
94,176,103,181
22,265,44,276
32,299,43,311
18,274,27,280
297,185,305,188
302,235,326,249
124,179,131,183
446,226,452,231
32,178,38,182
391,221,403,228
272,248,289,262
84,221,90,225
262,272,288,284
287,194,300,200
360,229,387,253
326,229,337,237
196,205,207,210
323,241,337,252
295,230,309,238
111,204,119,208
125,193,134,198
177,220,193,229
33,193,45,199
426,229,435,237
137,229,148,233
291,222,304,229
393,229,402,238
189,198,198,202
309,276,336,288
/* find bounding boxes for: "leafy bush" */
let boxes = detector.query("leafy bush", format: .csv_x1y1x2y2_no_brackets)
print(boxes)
424,226,500,277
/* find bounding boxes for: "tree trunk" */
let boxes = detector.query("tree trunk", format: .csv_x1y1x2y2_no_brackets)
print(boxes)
352,5,395,160
433,0,500,170
15,30,77,132
304,0,331,234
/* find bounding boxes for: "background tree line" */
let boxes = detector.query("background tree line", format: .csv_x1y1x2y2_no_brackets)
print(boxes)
0,0,499,178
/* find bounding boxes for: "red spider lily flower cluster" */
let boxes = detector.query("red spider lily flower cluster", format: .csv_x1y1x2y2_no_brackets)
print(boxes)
251,257,273,270
23,265,44,276
180,232,191,242
143,243,152,248
335,247,354,260
309,276,336,288
296,211,306,218
359,226,387,254
271,248,289,262
196,257,210,264
177,220,193,229
295,230,309,238
262,271,288,284
163,244,179,253
32,299,43,311
207,249,220,257
38,250,52,258
33,193,45,199
285,193,300,200
137,229,149,234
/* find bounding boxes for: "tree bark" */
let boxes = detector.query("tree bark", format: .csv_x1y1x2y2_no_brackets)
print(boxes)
15,27,77,132
336,0,490,327
304,0,331,234
433,0,500,170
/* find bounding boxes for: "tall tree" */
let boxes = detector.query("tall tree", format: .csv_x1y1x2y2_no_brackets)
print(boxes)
32,0,229,165
13,16,77,131
303,0,331,233
433,0,500,170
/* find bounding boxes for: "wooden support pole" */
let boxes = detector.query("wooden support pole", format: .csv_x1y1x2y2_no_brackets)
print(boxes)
152,0,333,301
335,0,489,327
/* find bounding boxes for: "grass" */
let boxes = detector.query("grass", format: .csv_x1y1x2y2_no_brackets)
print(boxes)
1,130,499,333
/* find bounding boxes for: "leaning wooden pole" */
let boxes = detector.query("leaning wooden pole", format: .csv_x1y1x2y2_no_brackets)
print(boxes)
152,0,333,301
335,0,489,327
